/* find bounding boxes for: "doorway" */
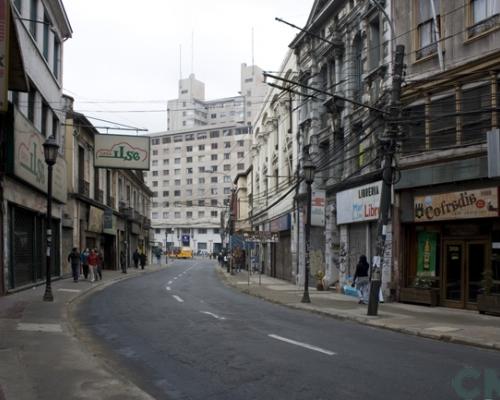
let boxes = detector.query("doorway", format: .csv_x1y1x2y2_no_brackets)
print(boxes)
443,239,488,309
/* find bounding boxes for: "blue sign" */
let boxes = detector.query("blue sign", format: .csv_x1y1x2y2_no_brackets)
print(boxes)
181,235,190,246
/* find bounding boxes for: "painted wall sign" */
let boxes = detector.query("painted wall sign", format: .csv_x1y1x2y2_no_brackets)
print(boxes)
336,181,382,224
414,188,498,222
13,109,67,203
311,190,326,227
270,213,291,232
94,134,150,170
0,0,9,112
243,231,279,243
88,206,103,233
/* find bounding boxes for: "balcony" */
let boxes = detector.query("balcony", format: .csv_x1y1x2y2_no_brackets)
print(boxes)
143,217,152,229
107,196,115,209
468,14,500,39
78,179,90,197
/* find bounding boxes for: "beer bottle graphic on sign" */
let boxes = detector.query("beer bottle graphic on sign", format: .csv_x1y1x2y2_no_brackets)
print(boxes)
423,239,431,271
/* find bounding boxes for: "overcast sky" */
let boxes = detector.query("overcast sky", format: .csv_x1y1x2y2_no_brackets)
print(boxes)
62,0,314,134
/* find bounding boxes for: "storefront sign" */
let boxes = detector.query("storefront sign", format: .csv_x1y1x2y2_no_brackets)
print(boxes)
88,206,103,233
94,134,150,170
103,208,116,235
270,214,291,232
243,231,279,243
414,188,499,222
311,190,326,227
0,0,9,112
336,181,382,224
13,109,67,203
181,234,190,246
417,232,437,277
131,222,140,235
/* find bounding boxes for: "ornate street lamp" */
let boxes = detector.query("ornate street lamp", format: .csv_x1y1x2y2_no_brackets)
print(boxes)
42,136,59,302
301,153,316,303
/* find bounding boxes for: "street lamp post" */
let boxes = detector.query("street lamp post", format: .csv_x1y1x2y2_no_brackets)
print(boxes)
42,136,59,302
301,153,316,304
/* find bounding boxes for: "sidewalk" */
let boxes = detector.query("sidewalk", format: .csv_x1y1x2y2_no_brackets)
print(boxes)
0,263,165,400
218,268,500,351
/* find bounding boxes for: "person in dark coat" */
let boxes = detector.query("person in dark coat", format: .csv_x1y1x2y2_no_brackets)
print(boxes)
80,248,90,279
133,249,140,268
68,247,80,282
139,251,146,270
353,255,370,304
120,250,127,274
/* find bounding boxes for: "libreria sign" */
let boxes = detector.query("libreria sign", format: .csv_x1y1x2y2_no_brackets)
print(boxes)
94,134,150,170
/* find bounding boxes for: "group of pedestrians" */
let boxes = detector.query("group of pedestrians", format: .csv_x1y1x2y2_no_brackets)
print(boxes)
132,248,147,270
67,247,104,283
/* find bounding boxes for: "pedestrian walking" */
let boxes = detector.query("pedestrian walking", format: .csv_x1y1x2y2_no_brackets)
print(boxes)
96,248,103,280
87,249,98,282
120,250,127,274
156,249,161,264
133,248,140,269
353,255,370,304
67,247,80,282
139,251,146,270
80,248,90,279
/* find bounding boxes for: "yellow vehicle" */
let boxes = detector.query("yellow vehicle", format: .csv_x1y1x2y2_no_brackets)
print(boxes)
178,247,193,259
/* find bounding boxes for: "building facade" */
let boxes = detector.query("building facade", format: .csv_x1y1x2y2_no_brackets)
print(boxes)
394,0,500,309
146,124,252,255
1,0,71,293
250,50,299,282
289,0,395,297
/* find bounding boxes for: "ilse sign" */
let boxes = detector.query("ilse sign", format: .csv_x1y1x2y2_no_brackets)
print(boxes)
94,134,150,170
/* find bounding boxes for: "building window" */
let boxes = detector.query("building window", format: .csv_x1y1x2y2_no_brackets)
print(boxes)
199,177,205,184
211,154,218,161
186,189,192,196
187,146,193,152
368,15,381,70
152,171,158,177
174,179,181,186
224,153,230,160
174,135,183,142
468,0,500,37
162,136,171,143
163,159,169,165
237,163,244,170
187,178,193,184
175,212,181,219
53,38,61,79
224,142,231,148
174,190,181,196
211,143,218,150
198,166,205,173
211,176,218,183
152,160,158,166
163,170,169,176
163,180,169,186
187,156,192,163
152,181,158,187
224,187,231,194
237,152,244,159
198,211,205,217
353,34,363,103
163,191,169,196
152,212,159,219
187,167,193,174
187,211,193,218
211,188,218,195
211,211,218,217
42,9,50,61
152,138,160,145
198,200,205,206
153,150,158,156
224,164,231,171
211,199,218,206
237,140,244,146
163,212,169,218
175,158,181,164
213,228,220,234
28,86,36,123
211,113,217,119
210,130,220,138
174,169,180,175
415,0,440,59
224,176,231,183
198,228,207,234
199,144,205,151
152,192,158,198
187,200,193,206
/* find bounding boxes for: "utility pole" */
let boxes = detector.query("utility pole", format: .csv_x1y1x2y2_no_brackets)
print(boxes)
367,44,405,316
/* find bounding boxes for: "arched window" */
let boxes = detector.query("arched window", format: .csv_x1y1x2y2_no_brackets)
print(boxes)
353,34,363,104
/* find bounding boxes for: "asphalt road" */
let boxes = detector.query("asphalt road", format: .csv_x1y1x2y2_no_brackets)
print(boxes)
75,259,500,400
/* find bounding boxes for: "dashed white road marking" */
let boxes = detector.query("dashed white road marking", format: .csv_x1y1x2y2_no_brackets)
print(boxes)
168,281,173,285
57,288,81,293
268,334,336,356
174,277,178,280
17,323,63,333
200,311,226,320
172,295,184,303
166,286,171,291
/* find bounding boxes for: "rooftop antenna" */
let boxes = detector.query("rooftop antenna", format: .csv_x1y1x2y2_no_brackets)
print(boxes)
251,27,255,75
191,30,195,75
179,44,182,79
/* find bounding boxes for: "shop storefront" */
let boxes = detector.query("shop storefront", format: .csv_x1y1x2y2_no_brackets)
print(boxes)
399,186,500,309
270,213,292,281
336,181,392,296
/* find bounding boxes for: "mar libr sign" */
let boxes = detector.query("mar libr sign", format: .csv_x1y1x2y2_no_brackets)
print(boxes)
94,134,150,170
336,181,382,224
414,188,499,222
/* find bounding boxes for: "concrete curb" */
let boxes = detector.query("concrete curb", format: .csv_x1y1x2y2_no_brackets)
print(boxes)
217,268,500,353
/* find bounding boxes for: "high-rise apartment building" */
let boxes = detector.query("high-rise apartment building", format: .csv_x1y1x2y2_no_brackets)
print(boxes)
147,64,267,254
144,124,251,254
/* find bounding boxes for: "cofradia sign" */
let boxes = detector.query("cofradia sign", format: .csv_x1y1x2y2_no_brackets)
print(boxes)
94,134,150,170
336,181,382,224
414,188,499,222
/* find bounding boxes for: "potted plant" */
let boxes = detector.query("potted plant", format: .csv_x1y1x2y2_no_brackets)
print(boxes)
315,270,325,291
399,276,439,307
477,269,500,315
